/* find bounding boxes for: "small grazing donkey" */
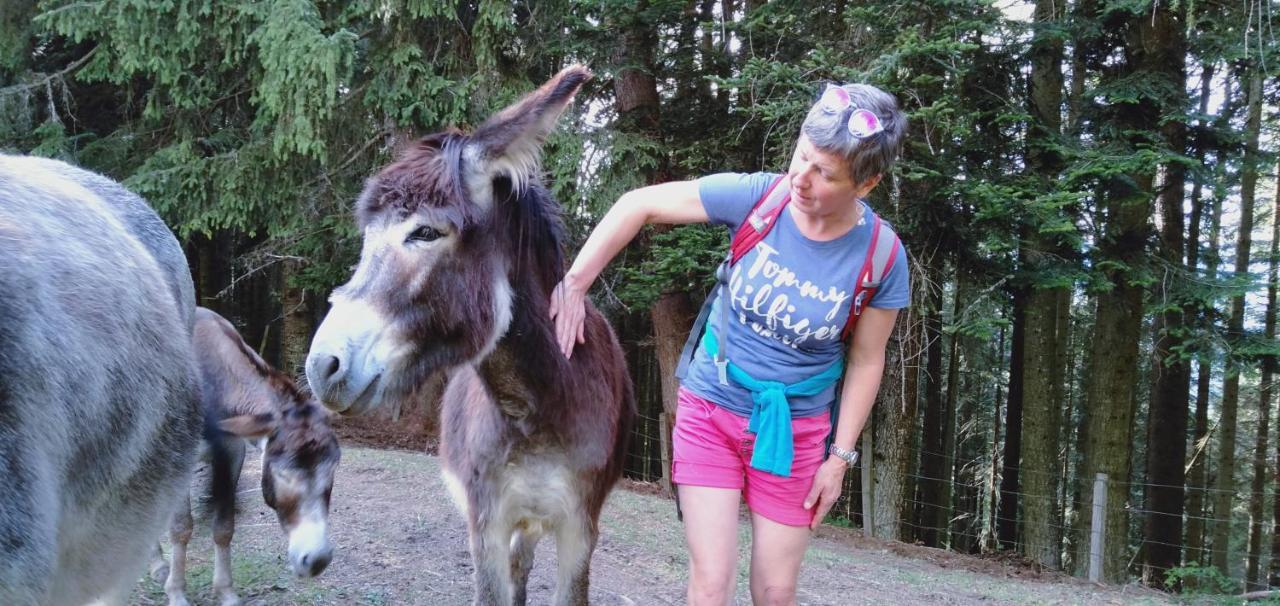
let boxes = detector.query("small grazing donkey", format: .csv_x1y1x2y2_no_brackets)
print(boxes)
0,155,202,605
159,307,340,606
305,66,635,605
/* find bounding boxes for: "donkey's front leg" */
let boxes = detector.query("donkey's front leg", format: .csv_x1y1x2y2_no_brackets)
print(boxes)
163,493,193,606
552,517,596,606
468,504,515,606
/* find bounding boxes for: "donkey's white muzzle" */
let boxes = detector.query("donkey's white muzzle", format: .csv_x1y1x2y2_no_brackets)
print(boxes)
287,518,333,578
306,297,399,415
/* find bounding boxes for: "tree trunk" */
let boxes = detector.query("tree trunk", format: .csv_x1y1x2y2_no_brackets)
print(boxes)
1052,288,1072,559
1077,256,1146,582
1249,166,1279,590
1186,182,1223,567
1068,297,1092,574
280,265,312,378
998,295,1025,550
1185,64,1226,568
1246,335,1272,590
1021,284,1062,568
917,259,948,547
939,277,964,548
1212,65,1263,575
1074,6,1176,581
985,323,1006,553
1019,0,1067,562
1271,166,1280,587
1142,2,1189,581
872,308,921,541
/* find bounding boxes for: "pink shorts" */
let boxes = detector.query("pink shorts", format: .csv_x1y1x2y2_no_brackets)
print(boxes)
672,387,831,527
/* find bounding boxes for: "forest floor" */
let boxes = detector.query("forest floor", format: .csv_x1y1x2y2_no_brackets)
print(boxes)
128,416,1187,606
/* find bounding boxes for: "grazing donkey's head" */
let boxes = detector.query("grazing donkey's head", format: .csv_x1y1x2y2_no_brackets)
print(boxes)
220,394,341,577
306,66,589,415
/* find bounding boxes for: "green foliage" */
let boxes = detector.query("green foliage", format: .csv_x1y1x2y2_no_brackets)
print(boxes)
1162,563,1240,595
247,0,357,160
616,225,726,309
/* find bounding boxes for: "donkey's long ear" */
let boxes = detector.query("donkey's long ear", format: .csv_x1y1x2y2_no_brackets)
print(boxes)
219,413,279,439
463,65,591,203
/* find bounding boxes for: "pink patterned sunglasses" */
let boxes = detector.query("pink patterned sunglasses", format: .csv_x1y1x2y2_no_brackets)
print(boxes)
818,84,884,139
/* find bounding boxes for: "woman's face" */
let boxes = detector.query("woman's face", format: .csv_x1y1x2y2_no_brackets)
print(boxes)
787,134,879,219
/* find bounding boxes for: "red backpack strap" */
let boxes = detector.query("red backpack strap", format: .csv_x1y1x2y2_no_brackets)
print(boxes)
729,176,790,265
841,214,901,340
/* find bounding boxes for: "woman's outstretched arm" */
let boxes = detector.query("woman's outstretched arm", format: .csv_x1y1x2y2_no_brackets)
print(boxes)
550,180,707,358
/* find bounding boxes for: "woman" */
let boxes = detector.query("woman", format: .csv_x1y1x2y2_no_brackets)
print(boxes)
551,82,909,605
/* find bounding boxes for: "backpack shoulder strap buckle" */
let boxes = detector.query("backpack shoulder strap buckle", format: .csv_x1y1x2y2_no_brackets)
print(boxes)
715,357,729,386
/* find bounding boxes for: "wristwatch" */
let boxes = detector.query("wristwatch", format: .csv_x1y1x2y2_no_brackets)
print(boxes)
829,444,859,466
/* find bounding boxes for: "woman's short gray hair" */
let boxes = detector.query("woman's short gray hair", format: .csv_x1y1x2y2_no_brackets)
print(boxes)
800,83,907,186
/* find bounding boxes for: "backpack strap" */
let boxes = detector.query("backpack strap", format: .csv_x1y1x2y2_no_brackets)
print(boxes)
840,213,901,341
675,176,789,382
674,260,724,381
729,176,790,264
827,211,901,454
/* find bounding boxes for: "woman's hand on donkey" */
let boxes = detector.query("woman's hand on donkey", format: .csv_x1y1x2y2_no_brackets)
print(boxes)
550,276,588,359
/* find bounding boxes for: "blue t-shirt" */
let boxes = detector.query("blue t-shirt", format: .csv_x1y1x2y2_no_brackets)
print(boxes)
682,172,911,418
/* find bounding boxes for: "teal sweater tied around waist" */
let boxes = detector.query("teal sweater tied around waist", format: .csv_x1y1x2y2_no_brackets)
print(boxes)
700,330,845,477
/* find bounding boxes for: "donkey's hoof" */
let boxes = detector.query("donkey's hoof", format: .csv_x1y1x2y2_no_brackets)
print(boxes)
165,593,191,606
218,593,243,606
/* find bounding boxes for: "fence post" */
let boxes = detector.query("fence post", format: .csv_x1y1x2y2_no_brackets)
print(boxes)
860,426,874,538
1089,472,1108,583
659,412,674,496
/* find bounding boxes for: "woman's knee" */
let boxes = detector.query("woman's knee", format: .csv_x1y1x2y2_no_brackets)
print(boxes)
751,582,797,606
688,567,735,605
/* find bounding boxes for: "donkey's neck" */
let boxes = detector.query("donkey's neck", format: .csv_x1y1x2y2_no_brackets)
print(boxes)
474,277,568,413
472,184,572,410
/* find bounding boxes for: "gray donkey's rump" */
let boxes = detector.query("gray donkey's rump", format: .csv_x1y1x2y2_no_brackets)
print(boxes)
0,156,201,606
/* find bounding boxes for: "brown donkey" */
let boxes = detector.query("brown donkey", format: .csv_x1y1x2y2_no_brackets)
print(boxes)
160,307,340,606
305,66,634,605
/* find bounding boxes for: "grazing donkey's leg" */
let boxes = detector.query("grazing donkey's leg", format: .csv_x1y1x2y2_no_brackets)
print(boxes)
552,516,596,606
148,541,169,582
510,526,540,606
164,493,194,606
210,439,246,606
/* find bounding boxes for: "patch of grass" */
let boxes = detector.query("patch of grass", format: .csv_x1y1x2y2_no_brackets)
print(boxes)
894,570,926,585
825,514,858,529
232,549,286,588
287,583,337,606
804,544,850,567
359,587,393,605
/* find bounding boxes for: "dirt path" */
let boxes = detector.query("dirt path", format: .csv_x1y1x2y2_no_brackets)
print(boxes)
133,447,1175,605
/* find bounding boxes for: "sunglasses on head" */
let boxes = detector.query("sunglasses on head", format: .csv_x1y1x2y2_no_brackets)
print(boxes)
818,84,884,140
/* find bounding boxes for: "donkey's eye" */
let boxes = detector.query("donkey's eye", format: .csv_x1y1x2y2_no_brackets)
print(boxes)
406,225,444,243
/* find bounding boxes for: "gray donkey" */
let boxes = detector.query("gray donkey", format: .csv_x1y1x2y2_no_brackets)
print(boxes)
0,155,202,605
